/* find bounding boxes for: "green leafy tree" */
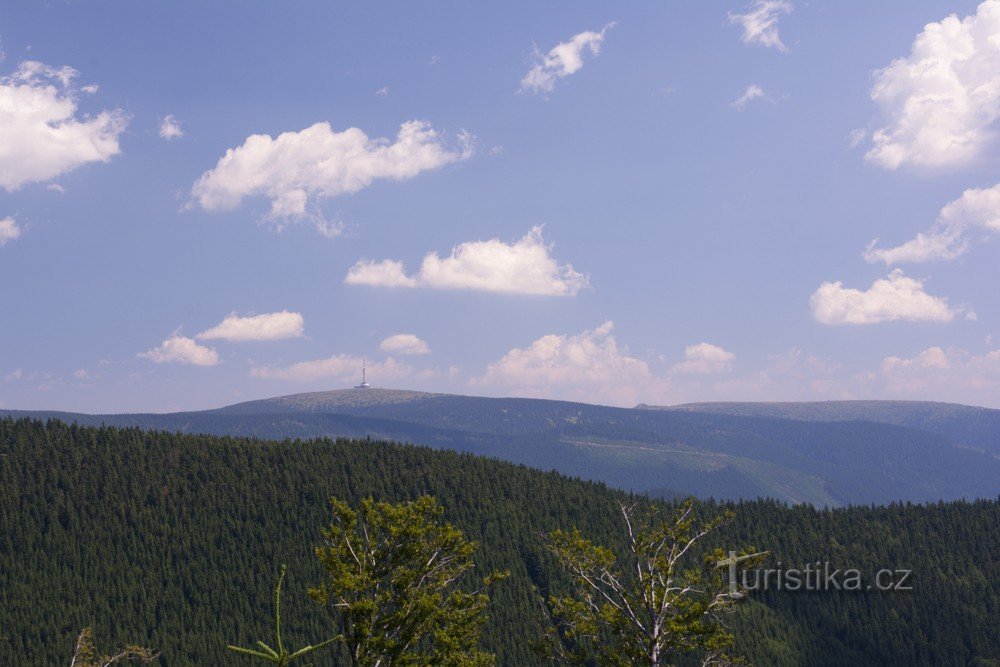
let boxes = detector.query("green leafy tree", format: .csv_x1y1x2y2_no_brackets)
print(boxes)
69,627,158,666
539,498,766,666
228,565,337,665
308,495,506,667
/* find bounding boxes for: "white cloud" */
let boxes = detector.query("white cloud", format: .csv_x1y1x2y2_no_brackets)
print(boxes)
374,86,389,97
139,336,219,366
731,84,767,110
0,217,21,246
671,342,736,375
810,269,961,324
883,346,952,374
196,310,304,342
474,321,653,405
380,334,431,355
250,354,412,383
0,60,126,191
190,120,472,226
345,259,417,288
864,229,967,265
865,182,1000,264
345,226,589,296
521,24,614,94
729,1,793,52
159,114,184,140
865,1,1000,169
882,345,1000,397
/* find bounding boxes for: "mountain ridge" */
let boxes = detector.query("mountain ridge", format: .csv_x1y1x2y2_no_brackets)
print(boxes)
4,390,999,506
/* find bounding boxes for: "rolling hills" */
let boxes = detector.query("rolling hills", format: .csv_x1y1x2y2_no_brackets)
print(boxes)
4,389,999,506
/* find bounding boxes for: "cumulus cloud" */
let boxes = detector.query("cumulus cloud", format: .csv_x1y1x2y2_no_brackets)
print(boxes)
883,346,952,374
345,226,589,296
882,345,1000,398
520,24,614,94
731,84,767,110
190,120,472,226
729,0,793,51
159,114,184,140
865,1,1000,169
139,335,219,366
345,259,417,288
196,310,304,342
0,217,21,246
380,334,431,355
250,354,412,383
0,60,126,191
865,182,1000,264
810,270,961,324
474,321,654,405
671,342,736,375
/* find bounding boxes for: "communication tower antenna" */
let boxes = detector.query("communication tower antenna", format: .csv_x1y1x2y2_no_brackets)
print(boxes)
355,355,371,389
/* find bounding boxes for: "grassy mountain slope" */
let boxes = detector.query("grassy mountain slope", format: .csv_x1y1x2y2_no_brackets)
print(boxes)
1,418,997,666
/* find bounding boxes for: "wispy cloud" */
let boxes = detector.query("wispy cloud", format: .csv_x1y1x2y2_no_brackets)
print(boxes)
729,1,793,52
731,84,767,110
521,23,614,94
159,114,184,140
0,217,21,246
865,182,1000,264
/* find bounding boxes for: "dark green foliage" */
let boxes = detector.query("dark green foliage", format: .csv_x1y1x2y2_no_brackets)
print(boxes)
309,496,504,666
1,418,998,665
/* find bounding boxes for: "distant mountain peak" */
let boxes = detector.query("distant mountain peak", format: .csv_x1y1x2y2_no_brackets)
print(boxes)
214,387,445,414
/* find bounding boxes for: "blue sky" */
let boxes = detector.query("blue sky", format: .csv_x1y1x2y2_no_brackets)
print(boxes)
2,0,999,412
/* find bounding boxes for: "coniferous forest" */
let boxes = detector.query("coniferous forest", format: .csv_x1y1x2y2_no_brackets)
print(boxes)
1,418,997,666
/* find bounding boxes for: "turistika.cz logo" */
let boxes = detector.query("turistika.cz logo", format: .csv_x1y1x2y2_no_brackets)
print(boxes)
718,551,913,595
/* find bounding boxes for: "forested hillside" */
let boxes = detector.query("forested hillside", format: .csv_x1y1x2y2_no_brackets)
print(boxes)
5,389,1000,506
1,418,997,665
652,400,1000,456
